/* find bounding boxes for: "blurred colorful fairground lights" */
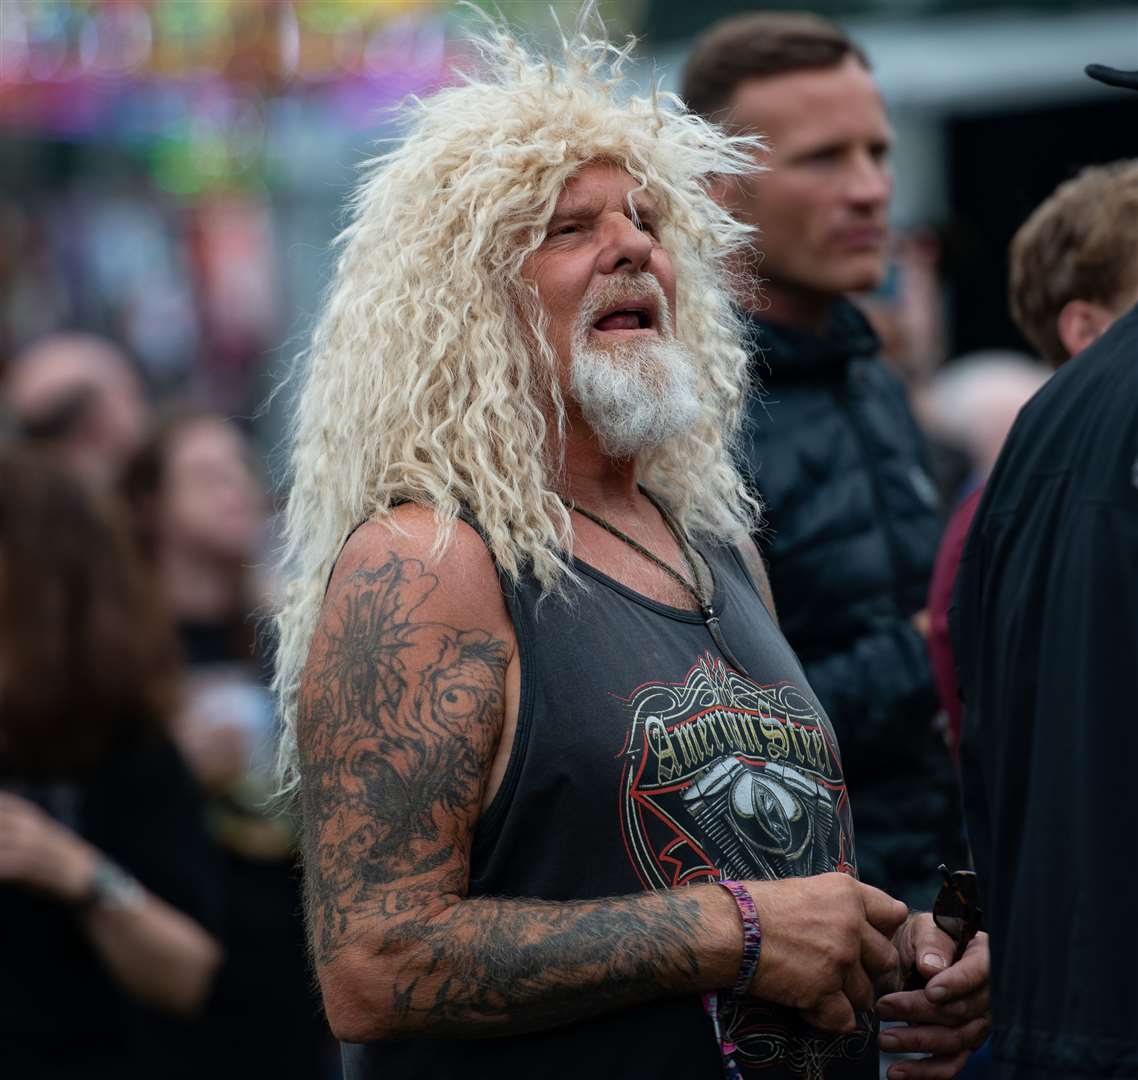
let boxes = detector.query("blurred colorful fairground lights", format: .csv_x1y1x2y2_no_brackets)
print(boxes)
0,1,640,196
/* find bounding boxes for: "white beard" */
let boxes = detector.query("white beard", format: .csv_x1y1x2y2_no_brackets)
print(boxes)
567,278,700,458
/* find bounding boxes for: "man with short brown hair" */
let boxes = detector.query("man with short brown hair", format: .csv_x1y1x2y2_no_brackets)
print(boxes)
683,13,964,916
1008,159,1138,367
682,12,869,125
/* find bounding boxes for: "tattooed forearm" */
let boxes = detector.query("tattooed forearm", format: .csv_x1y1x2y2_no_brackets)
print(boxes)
380,888,720,1037
298,547,734,1041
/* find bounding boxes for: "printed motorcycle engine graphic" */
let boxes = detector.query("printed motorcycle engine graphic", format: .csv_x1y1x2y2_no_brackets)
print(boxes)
617,653,855,890
616,653,867,1078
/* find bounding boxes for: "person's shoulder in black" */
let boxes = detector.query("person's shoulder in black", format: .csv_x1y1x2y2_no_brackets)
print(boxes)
954,300,1138,1079
84,731,225,933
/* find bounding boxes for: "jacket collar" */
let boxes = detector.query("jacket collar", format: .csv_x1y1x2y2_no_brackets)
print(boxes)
741,298,881,383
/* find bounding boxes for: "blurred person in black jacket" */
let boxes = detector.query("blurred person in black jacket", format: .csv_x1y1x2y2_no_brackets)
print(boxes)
0,445,222,1079
123,409,332,1079
683,12,962,909
953,144,1138,1078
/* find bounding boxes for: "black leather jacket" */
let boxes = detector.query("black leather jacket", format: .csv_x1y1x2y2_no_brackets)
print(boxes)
739,300,962,906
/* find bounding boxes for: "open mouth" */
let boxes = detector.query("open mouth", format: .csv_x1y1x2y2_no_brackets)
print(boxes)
591,299,657,333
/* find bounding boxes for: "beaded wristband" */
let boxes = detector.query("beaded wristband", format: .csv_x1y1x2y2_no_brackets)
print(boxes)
717,879,762,997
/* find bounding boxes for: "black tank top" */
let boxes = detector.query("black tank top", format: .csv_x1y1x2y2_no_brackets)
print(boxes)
344,540,876,1080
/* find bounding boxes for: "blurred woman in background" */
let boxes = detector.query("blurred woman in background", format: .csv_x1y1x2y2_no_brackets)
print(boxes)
123,409,331,1079
0,444,222,1079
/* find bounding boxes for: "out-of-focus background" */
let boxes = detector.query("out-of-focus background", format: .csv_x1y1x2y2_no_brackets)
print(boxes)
0,2,1135,1077
3,0,1137,452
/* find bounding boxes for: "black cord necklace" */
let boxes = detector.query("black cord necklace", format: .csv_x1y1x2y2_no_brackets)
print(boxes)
562,490,751,677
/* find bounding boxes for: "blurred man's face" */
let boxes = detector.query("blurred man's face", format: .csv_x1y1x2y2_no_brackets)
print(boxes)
722,56,893,308
522,160,699,456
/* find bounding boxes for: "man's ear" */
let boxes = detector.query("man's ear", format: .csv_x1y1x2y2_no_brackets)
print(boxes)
1056,298,1116,359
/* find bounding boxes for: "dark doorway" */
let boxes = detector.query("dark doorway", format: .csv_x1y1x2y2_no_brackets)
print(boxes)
945,94,1138,356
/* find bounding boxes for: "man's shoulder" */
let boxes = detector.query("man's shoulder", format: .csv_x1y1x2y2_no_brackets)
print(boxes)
328,506,510,634
982,316,1138,513
733,536,778,625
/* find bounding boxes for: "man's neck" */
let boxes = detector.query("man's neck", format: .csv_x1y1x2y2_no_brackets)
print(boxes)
160,545,245,623
746,280,839,337
558,412,645,520
561,445,639,511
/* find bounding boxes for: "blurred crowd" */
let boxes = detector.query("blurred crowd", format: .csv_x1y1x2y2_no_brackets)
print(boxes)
0,333,337,1078
0,5,1135,1080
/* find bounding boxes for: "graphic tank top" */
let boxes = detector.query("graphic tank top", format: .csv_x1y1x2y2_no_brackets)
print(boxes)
343,541,876,1080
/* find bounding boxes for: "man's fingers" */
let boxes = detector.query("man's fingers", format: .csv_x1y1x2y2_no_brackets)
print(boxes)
905,911,957,981
885,1049,971,1080
861,921,900,981
877,985,989,1025
878,1015,990,1057
803,991,857,1034
0,793,31,818
843,963,875,1013
858,882,908,935
924,932,990,1004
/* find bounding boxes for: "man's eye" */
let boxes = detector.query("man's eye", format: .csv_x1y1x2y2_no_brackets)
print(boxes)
552,223,580,237
634,217,658,237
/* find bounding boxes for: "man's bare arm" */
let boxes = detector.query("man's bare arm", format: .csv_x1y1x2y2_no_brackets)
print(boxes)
298,516,740,1042
299,513,901,1043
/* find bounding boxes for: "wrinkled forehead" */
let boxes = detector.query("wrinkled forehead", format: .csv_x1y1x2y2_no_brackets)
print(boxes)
547,159,663,222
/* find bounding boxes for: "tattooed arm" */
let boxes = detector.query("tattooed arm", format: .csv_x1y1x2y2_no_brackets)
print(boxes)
299,509,904,1043
299,509,740,1041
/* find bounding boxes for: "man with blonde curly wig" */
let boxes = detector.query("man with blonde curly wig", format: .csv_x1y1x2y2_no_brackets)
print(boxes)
275,18,988,1080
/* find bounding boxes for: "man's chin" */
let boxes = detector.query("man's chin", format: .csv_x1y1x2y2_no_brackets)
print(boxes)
569,336,702,457
835,255,889,295
585,410,700,460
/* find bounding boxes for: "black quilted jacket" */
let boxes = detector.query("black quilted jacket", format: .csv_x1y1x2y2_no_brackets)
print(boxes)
739,301,963,907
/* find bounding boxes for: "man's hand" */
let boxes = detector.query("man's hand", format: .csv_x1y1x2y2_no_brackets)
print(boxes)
875,914,991,1078
747,873,908,1034
0,792,97,902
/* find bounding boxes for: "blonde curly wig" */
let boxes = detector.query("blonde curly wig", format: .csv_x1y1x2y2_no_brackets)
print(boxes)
273,12,765,792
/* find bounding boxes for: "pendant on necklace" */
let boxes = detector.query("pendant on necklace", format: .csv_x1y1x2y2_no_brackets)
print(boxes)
701,604,750,678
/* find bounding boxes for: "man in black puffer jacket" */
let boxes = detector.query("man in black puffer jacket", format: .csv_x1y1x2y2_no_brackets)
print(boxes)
684,13,963,908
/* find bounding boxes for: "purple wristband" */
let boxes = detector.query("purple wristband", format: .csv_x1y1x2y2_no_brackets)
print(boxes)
717,879,762,997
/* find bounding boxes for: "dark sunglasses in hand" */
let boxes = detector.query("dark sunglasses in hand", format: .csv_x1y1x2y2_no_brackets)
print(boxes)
933,863,984,963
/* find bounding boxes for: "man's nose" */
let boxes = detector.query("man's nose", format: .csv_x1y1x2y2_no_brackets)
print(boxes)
847,152,892,208
597,213,654,274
